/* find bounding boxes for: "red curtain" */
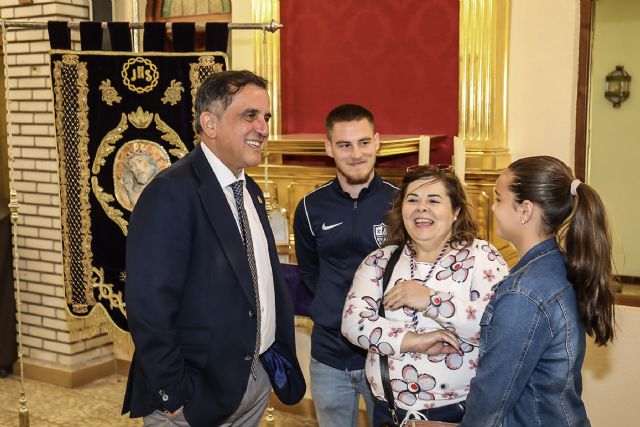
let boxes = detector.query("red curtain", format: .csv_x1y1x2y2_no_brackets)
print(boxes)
280,0,459,165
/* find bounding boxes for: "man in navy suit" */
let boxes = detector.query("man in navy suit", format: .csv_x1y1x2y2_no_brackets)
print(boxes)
122,70,305,427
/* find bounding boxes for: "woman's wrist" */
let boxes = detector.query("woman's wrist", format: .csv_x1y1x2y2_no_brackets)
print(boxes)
410,285,432,311
400,331,418,353
422,288,441,315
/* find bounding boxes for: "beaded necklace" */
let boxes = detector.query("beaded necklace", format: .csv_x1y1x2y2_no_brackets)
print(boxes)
407,238,451,325
409,238,451,285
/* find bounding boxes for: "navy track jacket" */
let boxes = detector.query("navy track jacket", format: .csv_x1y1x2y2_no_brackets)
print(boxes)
293,174,398,370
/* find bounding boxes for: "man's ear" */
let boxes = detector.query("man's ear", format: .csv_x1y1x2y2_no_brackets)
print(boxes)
324,139,335,159
200,111,218,140
373,131,381,152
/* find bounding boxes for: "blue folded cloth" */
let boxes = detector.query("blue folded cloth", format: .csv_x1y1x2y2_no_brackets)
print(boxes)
261,347,292,389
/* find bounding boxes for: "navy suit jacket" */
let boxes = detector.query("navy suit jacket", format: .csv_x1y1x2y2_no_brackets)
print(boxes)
122,144,305,427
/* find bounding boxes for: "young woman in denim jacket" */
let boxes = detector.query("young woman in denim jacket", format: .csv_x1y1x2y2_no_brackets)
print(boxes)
460,156,615,426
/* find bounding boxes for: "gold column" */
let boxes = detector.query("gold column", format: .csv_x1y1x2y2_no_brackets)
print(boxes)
253,0,281,135
459,0,516,264
459,0,511,172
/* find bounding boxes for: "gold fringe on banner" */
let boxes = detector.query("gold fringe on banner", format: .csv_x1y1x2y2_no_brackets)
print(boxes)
66,305,132,350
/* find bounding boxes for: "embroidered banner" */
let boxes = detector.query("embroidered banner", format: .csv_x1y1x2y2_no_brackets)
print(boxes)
50,51,227,336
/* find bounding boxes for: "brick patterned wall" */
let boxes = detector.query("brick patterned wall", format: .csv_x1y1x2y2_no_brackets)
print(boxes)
1,1,116,370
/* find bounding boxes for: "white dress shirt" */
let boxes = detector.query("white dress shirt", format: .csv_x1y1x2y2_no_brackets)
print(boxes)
201,142,276,354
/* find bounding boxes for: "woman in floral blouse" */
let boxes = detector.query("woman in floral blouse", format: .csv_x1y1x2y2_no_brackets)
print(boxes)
341,165,508,425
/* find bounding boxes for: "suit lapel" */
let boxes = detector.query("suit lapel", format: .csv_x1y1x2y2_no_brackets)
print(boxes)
190,145,256,308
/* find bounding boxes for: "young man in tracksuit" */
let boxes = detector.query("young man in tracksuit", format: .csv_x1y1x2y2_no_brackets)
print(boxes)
293,104,398,427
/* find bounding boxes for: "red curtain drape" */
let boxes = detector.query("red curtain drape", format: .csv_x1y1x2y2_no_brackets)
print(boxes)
280,0,459,165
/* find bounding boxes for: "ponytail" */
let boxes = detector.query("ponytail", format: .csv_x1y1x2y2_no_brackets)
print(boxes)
558,183,615,346
508,156,615,346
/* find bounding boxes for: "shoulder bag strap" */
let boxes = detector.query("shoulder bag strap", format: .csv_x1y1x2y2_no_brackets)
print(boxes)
379,246,403,425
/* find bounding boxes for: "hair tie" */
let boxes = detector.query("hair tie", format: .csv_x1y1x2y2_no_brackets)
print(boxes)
570,179,581,196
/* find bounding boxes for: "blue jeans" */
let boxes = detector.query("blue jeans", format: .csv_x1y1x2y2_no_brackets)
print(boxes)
310,358,374,427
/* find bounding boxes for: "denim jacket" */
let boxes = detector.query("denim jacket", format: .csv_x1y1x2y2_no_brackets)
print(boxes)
460,238,590,427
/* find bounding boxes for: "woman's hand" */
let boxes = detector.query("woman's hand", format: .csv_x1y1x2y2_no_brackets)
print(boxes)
400,330,462,355
384,279,431,311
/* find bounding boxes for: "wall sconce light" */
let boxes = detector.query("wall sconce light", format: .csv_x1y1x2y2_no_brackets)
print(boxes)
605,65,631,108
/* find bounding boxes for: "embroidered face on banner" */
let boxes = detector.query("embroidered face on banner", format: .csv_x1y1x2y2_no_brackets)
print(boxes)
114,140,171,211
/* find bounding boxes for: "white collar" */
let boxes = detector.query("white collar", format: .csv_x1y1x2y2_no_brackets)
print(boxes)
200,141,245,188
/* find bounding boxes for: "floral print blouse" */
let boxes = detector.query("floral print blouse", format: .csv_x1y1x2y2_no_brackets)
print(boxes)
341,239,508,410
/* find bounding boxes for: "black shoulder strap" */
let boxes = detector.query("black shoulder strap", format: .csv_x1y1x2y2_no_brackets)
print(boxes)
381,246,402,298
378,246,403,425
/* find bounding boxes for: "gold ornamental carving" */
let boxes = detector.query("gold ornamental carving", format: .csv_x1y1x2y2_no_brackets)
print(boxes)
189,56,226,143
92,267,127,318
61,54,79,66
128,106,154,129
53,55,97,311
162,79,185,106
155,114,189,158
99,79,122,106
189,56,225,100
121,57,160,94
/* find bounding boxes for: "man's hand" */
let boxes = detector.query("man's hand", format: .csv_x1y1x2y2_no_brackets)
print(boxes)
384,279,431,311
400,330,462,355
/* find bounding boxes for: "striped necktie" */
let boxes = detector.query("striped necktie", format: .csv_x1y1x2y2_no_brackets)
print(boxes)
230,180,261,379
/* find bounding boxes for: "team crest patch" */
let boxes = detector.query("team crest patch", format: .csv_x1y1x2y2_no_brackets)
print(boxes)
373,223,388,247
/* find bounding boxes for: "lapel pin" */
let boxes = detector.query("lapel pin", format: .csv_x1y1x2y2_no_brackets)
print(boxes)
257,195,263,204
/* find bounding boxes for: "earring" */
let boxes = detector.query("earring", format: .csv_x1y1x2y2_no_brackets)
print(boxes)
453,216,458,221
521,218,525,224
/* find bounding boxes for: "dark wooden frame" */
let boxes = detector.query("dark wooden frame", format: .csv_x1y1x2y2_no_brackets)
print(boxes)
574,0,594,181
576,1,640,304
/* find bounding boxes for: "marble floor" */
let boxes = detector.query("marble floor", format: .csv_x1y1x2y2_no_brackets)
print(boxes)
0,374,318,427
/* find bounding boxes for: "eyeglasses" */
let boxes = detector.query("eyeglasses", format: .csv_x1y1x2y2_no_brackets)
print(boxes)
406,164,454,173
